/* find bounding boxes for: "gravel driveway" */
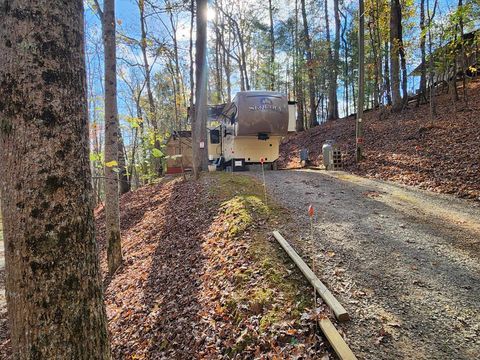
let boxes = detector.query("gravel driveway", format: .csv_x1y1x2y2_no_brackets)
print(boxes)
255,169,480,360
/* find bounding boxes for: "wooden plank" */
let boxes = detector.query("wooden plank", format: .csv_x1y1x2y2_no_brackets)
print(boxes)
319,317,357,360
272,230,350,322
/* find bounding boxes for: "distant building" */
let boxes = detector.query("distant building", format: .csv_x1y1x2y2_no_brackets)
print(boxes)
411,29,479,89
164,131,192,174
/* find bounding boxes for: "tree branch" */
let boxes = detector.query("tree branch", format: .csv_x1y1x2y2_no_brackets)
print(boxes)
93,0,104,22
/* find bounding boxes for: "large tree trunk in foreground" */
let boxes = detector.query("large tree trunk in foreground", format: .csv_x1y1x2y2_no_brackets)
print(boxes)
192,0,209,179
103,0,123,274
0,1,111,358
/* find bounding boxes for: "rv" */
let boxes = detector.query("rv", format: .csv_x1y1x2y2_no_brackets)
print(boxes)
210,91,295,170
165,91,295,174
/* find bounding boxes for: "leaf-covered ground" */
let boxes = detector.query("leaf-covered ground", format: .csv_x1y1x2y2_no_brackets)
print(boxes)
279,80,480,201
95,173,333,359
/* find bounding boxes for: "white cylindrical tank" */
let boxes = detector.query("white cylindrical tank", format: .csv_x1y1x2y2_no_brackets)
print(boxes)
322,141,334,170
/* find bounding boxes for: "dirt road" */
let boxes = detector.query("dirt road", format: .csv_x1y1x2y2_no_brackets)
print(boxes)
259,169,480,360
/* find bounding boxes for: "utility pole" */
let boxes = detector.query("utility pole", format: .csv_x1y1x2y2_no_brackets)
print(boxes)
356,0,365,162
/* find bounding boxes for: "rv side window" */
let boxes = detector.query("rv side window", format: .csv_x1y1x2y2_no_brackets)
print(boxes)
210,129,220,144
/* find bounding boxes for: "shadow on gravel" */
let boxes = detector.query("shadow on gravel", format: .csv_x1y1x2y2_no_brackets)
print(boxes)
264,170,480,359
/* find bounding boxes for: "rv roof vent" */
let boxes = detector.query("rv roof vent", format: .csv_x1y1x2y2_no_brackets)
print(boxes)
258,133,269,141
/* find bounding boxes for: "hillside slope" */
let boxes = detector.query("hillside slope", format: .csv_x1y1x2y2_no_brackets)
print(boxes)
279,80,480,200
93,174,330,359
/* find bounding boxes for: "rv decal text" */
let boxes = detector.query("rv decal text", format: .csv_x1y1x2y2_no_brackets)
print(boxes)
248,99,284,113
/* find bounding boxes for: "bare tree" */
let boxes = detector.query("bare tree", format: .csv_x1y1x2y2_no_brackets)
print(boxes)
96,0,123,274
0,1,111,357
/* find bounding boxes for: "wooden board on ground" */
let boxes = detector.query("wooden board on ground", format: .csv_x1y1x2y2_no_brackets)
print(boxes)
272,230,349,322
319,317,357,360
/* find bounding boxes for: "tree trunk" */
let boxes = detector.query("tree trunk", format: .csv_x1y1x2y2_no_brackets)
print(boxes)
418,0,427,105
340,9,349,116
213,3,223,102
458,0,468,106
189,0,195,116
301,0,317,127
390,0,402,112
325,0,336,120
0,1,111,357
329,0,340,119
139,0,162,176
398,13,408,106
268,0,275,91
427,0,437,124
374,0,383,106
368,15,380,108
168,6,188,120
103,0,123,274
384,41,392,105
192,0,209,179
427,0,438,121
238,30,250,91
357,0,365,162
118,132,130,195
294,0,305,131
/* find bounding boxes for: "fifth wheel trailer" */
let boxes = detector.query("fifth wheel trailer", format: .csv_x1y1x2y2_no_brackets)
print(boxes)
209,91,295,170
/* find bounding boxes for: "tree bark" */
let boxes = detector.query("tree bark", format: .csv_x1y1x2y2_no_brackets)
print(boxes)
301,0,317,127
268,0,275,91
458,0,468,106
328,0,340,119
418,0,427,105
357,0,365,162
340,9,349,116
325,0,334,120
192,0,209,179
368,14,380,108
0,1,111,357
427,0,439,122
398,12,408,106
294,0,305,131
384,41,392,105
103,0,123,274
118,132,131,195
390,0,402,112
189,0,195,117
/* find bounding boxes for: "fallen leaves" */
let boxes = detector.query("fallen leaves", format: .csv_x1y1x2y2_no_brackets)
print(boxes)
93,173,329,358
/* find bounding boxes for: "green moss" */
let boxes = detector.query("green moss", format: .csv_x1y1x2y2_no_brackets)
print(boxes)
260,310,280,332
0,118,13,135
207,173,312,341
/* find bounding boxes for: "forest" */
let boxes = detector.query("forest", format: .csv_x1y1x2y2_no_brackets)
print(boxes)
0,0,479,358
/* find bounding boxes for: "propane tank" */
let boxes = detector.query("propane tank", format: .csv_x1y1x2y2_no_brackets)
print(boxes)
322,140,335,170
